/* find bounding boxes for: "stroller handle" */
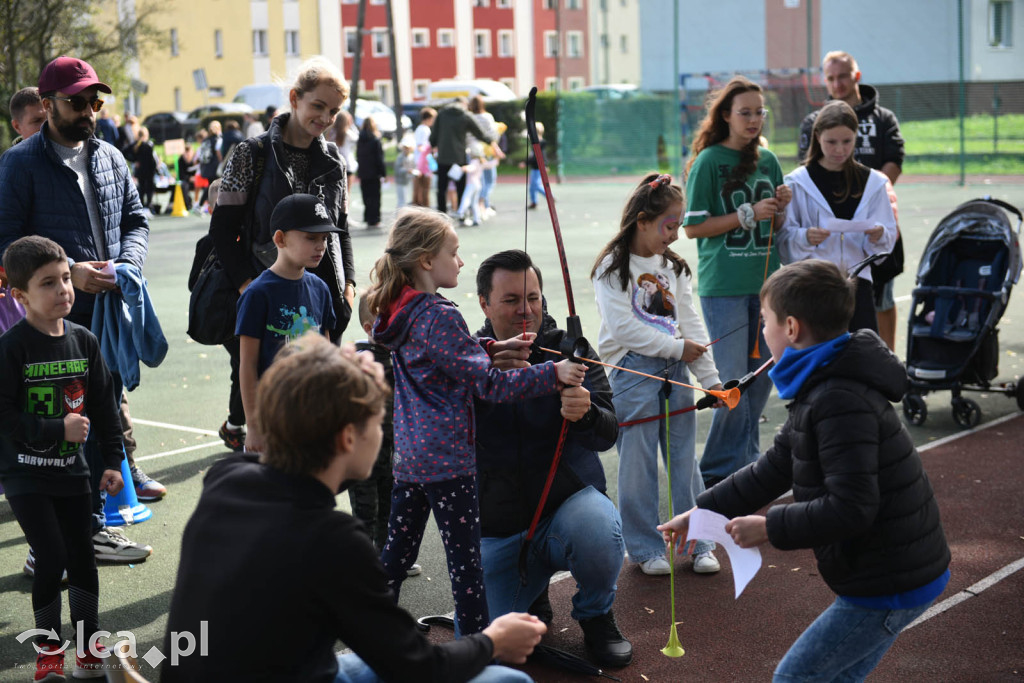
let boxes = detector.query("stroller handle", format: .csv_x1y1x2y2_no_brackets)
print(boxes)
981,196,1023,233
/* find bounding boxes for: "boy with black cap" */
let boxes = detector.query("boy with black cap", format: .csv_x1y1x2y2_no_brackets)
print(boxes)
236,194,340,452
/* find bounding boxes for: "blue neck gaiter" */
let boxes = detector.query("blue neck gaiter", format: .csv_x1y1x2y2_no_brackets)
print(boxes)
768,333,851,399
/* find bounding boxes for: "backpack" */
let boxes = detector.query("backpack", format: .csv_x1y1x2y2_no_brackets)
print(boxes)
186,140,266,345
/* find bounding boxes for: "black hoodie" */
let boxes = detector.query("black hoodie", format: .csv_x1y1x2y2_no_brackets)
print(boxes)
697,330,950,597
797,84,905,171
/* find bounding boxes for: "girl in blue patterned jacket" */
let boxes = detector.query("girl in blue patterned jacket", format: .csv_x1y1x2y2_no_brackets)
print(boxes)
368,206,585,636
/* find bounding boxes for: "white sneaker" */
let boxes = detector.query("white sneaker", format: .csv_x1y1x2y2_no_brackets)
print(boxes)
93,527,153,562
692,551,721,574
640,556,671,575
406,563,423,577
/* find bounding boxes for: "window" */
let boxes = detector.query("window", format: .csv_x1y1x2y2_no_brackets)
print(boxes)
170,28,179,56
544,31,558,57
253,29,268,56
344,28,358,57
568,77,585,90
413,79,430,99
474,30,491,57
214,29,223,58
370,0,385,4
285,30,300,56
474,0,490,6
566,0,581,8
619,34,628,54
567,31,582,58
375,80,393,106
341,0,357,3
600,34,609,49
545,77,559,91
411,28,429,47
174,87,182,112
498,29,514,57
989,0,1013,47
497,0,512,7
543,0,555,8
438,28,455,47
372,30,389,57
209,87,225,98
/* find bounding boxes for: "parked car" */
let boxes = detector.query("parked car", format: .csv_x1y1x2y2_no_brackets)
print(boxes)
344,99,413,139
578,84,640,100
182,102,254,139
426,79,517,103
233,83,288,112
142,111,188,144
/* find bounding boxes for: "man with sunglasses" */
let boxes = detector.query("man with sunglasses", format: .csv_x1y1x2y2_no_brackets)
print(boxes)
0,56,157,567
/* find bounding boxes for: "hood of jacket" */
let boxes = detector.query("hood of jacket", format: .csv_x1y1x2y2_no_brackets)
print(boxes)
372,286,445,351
799,329,906,402
784,163,888,217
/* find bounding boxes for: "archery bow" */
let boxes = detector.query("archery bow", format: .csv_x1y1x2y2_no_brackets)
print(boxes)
517,87,588,584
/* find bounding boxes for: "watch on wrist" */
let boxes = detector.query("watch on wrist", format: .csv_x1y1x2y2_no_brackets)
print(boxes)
737,203,756,231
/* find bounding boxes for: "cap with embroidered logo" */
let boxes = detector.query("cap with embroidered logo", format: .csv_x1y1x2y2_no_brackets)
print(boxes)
270,194,341,234
38,56,112,96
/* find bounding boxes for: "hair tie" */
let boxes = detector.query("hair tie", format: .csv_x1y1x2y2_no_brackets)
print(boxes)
384,247,397,255
648,174,672,189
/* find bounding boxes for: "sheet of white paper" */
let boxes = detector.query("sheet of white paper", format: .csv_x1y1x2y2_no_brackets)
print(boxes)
825,218,875,234
99,261,116,278
686,509,762,599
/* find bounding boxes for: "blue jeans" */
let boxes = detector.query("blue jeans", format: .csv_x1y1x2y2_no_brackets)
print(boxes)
528,169,545,205
334,653,532,683
773,596,935,682
481,486,624,622
610,353,713,564
481,166,497,208
699,295,773,484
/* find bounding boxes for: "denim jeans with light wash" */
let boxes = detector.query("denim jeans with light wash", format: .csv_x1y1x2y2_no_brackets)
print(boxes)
773,596,935,682
481,166,497,208
481,486,623,622
610,353,714,564
528,169,545,205
698,294,774,485
334,653,533,683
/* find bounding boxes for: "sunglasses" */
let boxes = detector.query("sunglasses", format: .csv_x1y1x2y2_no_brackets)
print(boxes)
50,95,104,113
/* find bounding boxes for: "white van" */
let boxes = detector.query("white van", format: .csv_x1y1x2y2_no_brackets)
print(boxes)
233,84,288,112
426,79,517,103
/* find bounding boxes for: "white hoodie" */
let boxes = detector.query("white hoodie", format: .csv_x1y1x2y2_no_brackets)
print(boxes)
593,253,721,388
777,165,897,281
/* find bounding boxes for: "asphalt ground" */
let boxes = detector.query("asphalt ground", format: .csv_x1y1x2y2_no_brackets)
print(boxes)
1,174,1022,681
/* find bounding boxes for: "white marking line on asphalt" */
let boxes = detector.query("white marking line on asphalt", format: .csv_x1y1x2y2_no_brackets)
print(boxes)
904,556,1024,631
133,441,222,462
918,411,1023,453
132,418,219,437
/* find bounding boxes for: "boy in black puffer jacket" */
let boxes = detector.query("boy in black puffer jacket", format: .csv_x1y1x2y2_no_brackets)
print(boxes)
659,259,950,682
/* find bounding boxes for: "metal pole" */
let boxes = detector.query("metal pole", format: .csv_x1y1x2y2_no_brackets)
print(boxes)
806,0,813,71
350,0,368,117
673,0,681,180
555,1,563,183
385,0,403,141
958,0,965,186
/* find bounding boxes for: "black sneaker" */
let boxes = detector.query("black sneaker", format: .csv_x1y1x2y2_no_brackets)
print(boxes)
219,421,245,451
527,586,554,626
578,610,633,668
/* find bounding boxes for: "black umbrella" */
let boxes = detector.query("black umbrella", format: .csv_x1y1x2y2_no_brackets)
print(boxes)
415,614,620,681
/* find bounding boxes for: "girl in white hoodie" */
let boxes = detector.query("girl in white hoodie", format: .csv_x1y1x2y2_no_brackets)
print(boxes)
778,101,897,332
591,173,724,576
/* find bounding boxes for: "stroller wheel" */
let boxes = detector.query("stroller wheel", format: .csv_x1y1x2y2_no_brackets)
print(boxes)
903,395,928,426
1016,384,1024,412
951,397,981,429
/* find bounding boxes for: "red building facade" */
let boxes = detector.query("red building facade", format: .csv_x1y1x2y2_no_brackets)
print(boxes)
339,0,590,105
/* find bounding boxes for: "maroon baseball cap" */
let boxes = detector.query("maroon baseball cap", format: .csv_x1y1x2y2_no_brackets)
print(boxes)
38,56,112,96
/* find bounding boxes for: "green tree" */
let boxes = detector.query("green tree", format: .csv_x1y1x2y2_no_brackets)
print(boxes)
0,0,166,150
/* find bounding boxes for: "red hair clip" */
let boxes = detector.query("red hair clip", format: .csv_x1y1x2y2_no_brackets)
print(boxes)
648,174,672,189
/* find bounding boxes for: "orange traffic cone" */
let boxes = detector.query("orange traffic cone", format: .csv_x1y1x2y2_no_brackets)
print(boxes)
170,182,189,217
103,454,152,526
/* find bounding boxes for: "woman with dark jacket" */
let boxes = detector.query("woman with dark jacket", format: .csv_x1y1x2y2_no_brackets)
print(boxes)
133,126,157,211
355,117,386,228
208,56,355,449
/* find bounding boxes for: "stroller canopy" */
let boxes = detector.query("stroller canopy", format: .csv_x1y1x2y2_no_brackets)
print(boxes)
917,199,1022,287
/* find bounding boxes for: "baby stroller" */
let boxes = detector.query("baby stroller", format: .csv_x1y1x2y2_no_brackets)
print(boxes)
903,197,1022,428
